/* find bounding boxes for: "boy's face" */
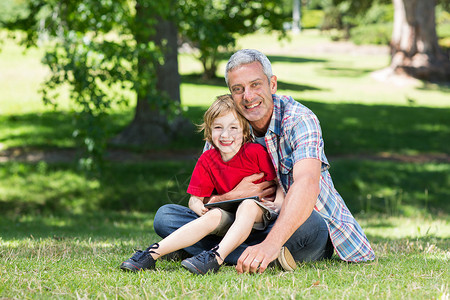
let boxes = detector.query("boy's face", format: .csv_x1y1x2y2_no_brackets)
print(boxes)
211,111,244,162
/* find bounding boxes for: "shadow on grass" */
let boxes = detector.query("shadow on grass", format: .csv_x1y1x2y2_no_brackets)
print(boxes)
318,67,375,77
331,159,450,215
0,211,156,240
0,108,205,152
277,80,323,92
267,55,327,64
417,81,450,93
181,74,226,87
302,101,450,156
0,112,76,149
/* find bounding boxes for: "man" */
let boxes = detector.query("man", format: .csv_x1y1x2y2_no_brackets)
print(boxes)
154,49,375,274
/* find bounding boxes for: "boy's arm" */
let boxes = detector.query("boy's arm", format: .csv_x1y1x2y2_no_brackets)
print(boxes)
188,195,208,216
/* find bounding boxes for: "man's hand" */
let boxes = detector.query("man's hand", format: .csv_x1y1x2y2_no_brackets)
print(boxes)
236,241,281,274
210,173,276,204
260,199,282,213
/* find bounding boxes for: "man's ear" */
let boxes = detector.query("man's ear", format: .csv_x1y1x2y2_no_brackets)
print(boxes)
270,75,277,94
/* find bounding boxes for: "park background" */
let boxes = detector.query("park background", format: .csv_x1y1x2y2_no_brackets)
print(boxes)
0,0,449,298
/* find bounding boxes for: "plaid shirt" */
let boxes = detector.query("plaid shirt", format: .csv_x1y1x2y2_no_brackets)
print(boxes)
204,95,375,262
264,94,375,262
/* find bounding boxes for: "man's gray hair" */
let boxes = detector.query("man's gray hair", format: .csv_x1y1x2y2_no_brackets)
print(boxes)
225,49,273,86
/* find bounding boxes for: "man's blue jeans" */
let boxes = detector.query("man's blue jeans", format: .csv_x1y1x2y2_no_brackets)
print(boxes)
153,204,334,265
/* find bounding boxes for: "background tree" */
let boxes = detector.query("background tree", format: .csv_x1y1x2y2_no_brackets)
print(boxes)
333,0,450,81
4,0,184,170
178,0,288,79
110,0,187,147
3,0,290,170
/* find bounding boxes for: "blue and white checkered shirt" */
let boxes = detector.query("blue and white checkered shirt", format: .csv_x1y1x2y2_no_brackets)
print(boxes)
264,94,375,262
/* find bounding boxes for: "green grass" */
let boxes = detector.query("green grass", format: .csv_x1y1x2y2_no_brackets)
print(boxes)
0,213,448,298
1,158,448,215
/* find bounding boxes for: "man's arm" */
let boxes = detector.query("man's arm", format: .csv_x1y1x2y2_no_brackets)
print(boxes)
208,173,277,204
236,158,321,274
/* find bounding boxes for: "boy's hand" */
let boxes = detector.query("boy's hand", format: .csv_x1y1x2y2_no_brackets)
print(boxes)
190,201,208,216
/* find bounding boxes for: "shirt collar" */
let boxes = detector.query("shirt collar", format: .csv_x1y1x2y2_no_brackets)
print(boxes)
250,94,281,138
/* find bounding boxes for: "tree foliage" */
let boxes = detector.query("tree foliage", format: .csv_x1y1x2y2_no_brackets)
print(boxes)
326,0,450,80
2,0,290,171
4,0,176,171
178,0,288,79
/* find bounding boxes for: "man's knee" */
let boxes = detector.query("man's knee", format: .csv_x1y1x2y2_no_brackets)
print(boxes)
285,210,330,262
154,204,191,238
153,204,171,237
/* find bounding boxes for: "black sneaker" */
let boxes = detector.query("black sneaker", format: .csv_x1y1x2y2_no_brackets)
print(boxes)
120,243,159,272
181,245,221,275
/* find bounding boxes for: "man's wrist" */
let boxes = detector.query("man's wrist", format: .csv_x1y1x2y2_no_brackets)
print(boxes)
264,228,285,249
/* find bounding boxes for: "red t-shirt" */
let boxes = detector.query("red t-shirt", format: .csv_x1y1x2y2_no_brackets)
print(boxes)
187,143,276,197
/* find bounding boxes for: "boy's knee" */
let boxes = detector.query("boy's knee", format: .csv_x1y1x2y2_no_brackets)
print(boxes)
204,208,223,223
206,208,233,236
237,199,259,212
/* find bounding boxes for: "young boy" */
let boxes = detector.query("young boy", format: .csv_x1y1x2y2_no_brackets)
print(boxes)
120,94,296,275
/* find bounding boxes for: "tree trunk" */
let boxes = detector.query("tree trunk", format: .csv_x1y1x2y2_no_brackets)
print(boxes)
390,0,450,81
292,0,301,34
112,2,190,146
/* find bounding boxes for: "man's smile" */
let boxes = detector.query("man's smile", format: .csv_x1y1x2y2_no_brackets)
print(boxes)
245,101,261,110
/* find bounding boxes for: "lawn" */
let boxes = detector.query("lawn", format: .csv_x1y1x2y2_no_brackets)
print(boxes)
0,213,448,299
0,29,449,298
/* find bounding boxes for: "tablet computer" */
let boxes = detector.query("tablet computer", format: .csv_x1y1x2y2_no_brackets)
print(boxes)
204,196,260,212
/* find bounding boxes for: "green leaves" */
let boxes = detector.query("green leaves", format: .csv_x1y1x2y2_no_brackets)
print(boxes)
4,0,288,169
178,0,288,79
5,0,177,172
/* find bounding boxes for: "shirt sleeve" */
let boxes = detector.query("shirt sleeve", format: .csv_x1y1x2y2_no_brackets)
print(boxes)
289,113,329,170
187,153,215,197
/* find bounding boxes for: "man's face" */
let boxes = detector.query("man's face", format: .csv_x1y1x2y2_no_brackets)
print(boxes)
227,61,277,134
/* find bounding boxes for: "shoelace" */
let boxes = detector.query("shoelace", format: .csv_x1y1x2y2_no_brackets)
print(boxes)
194,245,221,263
131,243,160,261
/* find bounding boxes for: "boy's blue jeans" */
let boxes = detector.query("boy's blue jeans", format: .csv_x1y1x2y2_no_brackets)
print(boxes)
153,204,334,265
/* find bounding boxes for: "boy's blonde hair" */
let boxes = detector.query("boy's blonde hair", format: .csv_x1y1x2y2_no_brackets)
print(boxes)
200,94,252,147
